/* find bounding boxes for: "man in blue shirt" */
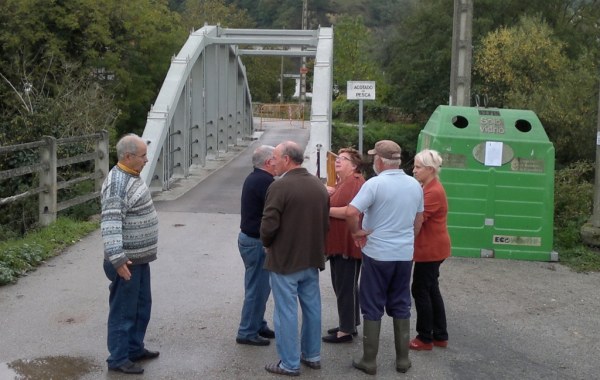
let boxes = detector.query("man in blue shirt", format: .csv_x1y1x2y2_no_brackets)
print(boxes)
346,140,424,375
236,145,277,346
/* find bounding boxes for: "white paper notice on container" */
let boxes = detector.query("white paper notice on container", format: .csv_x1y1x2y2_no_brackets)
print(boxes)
597,131,600,146
485,141,503,166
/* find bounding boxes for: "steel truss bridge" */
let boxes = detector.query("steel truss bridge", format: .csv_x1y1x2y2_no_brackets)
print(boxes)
140,25,333,191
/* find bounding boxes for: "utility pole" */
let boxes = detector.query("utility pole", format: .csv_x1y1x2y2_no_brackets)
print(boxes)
449,0,473,106
300,0,308,104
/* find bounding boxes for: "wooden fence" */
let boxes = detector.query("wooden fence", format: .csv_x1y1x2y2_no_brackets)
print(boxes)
0,131,109,226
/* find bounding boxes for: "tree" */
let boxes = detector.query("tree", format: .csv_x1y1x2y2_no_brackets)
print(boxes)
381,0,453,120
474,16,597,164
226,0,333,29
0,0,187,140
333,15,389,99
181,0,255,29
474,16,568,107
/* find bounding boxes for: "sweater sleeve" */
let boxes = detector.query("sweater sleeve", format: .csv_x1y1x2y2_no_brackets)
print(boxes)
101,193,129,268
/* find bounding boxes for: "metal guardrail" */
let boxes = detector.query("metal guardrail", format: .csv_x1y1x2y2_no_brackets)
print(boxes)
0,131,109,226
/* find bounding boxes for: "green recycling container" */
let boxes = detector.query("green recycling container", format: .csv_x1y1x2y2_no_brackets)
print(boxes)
417,105,556,261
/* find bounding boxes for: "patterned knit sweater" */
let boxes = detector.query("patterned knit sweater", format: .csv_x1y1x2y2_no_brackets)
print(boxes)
101,166,158,268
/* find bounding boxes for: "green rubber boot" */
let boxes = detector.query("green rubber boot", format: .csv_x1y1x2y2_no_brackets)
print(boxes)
394,318,412,373
352,319,381,375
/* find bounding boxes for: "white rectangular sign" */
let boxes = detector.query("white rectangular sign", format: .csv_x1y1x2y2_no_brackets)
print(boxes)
347,81,376,100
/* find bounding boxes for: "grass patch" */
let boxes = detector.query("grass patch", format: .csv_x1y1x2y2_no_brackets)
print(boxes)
0,217,98,285
557,245,600,272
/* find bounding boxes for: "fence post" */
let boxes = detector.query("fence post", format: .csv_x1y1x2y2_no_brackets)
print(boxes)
39,136,57,226
96,130,109,192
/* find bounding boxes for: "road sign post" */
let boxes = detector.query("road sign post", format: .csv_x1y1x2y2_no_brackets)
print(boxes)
347,81,376,153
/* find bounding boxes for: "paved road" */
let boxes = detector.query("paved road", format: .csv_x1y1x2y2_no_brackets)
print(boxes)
1,122,600,379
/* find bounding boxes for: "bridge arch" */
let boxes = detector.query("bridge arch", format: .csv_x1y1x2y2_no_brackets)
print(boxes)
140,25,333,191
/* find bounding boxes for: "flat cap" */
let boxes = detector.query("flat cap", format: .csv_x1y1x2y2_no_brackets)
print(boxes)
367,140,401,159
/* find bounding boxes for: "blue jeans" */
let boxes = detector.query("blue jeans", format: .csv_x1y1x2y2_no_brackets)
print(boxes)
103,260,152,368
270,268,321,372
237,232,271,339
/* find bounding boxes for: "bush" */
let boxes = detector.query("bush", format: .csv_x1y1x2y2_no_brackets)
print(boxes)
553,161,594,248
332,99,412,123
550,161,600,272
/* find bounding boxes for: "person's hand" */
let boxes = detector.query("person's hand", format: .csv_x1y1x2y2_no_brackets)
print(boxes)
351,229,371,248
264,247,271,254
326,186,336,196
116,261,132,280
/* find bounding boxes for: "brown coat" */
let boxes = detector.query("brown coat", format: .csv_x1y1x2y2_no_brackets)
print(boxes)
261,168,329,275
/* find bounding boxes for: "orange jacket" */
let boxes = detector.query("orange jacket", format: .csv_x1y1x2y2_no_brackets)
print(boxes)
414,178,451,262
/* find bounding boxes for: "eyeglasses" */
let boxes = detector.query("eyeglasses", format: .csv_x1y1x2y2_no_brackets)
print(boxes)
335,156,352,163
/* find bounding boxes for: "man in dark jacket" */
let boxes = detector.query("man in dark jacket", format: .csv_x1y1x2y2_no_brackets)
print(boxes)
236,145,276,346
261,140,329,376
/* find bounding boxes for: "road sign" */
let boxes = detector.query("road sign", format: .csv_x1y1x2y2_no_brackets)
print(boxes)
347,81,376,100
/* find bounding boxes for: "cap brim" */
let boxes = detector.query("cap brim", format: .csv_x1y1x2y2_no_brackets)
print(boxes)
367,149,377,155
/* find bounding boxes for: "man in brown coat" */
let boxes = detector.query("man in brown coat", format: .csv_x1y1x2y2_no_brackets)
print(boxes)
261,140,329,376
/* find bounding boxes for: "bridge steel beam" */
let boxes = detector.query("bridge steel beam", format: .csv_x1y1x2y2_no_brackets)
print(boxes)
306,27,333,179
140,25,333,190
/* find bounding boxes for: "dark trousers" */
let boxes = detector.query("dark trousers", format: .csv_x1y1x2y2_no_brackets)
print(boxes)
359,254,412,321
411,260,448,343
329,255,361,333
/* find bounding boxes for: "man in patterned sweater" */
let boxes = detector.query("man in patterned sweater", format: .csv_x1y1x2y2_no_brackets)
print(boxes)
101,133,159,375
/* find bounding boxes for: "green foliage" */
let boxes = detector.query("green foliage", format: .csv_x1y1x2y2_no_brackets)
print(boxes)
331,120,421,175
245,56,296,103
333,99,412,123
225,0,333,29
551,161,600,272
332,15,390,100
0,217,98,286
508,53,597,164
553,161,594,242
475,16,567,108
381,0,453,120
474,15,598,165
558,245,600,273
182,0,255,29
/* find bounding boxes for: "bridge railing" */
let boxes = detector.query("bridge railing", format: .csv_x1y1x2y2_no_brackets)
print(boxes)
0,131,109,226
255,103,308,130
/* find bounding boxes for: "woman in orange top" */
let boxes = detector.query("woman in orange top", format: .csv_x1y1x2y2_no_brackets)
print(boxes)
323,148,365,344
410,149,451,350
